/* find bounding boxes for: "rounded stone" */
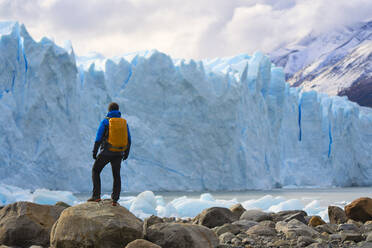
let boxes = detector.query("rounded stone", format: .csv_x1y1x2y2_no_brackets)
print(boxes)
0,201,66,247
345,197,372,223
308,216,326,227
328,206,347,224
50,200,143,248
240,210,272,222
146,223,218,248
125,239,161,248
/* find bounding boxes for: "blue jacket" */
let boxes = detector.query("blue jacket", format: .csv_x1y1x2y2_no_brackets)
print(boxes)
95,110,131,146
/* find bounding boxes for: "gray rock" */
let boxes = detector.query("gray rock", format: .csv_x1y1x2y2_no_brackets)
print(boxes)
366,232,372,242
231,237,243,246
219,232,236,244
143,215,164,236
216,245,233,248
364,223,372,233
232,219,258,231
271,210,307,222
55,201,71,208
343,240,357,247
229,204,246,219
276,219,319,239
297,236,316,246
242,237,256,245
213,223,240,236
125,239,161,248
328,206,348,224
347,218,364,227
314,224,337,234
337,223,360,232
340,231,364,242
358,241,372,248
304,215,312,224
305,243,328,248
0,201,66,247
258,220,275,228
330,240,340,247
50,200,143,248
194,207,237,228
240,209,272,222
272,239,290,247
329,233,342,240
236,233,249,240
284,212,307,224
146,223,218,248
162,217,176,223
246,224,277,236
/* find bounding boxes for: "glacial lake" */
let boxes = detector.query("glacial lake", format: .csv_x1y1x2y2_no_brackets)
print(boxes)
76,187,372,208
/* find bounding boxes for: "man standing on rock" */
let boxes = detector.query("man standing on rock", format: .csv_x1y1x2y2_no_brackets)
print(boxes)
88,102,131,206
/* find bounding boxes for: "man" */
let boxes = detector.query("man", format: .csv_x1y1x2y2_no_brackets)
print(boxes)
87,102,131,206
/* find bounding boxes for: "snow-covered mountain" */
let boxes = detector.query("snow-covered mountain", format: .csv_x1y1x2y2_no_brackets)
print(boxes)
1,22,372,192
270,20,372,107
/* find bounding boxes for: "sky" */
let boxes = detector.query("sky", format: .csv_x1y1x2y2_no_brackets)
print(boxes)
0,0,371,60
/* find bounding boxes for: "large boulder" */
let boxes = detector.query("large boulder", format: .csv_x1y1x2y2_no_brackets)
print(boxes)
0,201,65,247
193,207,237,228
146,223,218,248
50,200,143,248
345,197,372,223
240,209,272,222
328,206,347,224
125,239,161,248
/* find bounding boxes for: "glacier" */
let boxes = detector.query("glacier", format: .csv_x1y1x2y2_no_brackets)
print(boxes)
0,22,372,193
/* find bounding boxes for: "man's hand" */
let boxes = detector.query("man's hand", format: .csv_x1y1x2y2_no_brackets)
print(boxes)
122,150,129,161
92,141,100,160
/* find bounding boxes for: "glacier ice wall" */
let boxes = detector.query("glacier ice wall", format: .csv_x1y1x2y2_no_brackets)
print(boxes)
0,22,372,192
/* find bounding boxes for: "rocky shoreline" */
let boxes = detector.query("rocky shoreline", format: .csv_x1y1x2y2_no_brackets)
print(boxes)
0,197,371,248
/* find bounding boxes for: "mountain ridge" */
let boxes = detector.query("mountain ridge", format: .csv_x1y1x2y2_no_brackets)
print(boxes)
270,20,372,107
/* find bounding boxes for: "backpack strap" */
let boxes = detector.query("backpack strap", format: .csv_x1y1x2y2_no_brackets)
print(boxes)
103,117,110,141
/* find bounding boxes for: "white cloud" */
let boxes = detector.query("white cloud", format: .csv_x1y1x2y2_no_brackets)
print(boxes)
0,0,371,59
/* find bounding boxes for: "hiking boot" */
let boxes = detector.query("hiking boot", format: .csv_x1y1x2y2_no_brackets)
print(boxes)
87,197,101,202
112,201,118,206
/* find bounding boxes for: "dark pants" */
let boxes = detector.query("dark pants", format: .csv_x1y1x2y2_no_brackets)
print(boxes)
92,154,122,201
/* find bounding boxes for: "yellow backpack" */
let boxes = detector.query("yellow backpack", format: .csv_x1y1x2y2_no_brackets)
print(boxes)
106,117,128,152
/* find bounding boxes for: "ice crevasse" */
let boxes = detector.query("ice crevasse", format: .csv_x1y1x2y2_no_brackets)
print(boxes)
0,21,371,192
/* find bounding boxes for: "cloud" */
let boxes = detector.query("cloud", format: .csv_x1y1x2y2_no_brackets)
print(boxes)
199,0,372,57
0,0,371,59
